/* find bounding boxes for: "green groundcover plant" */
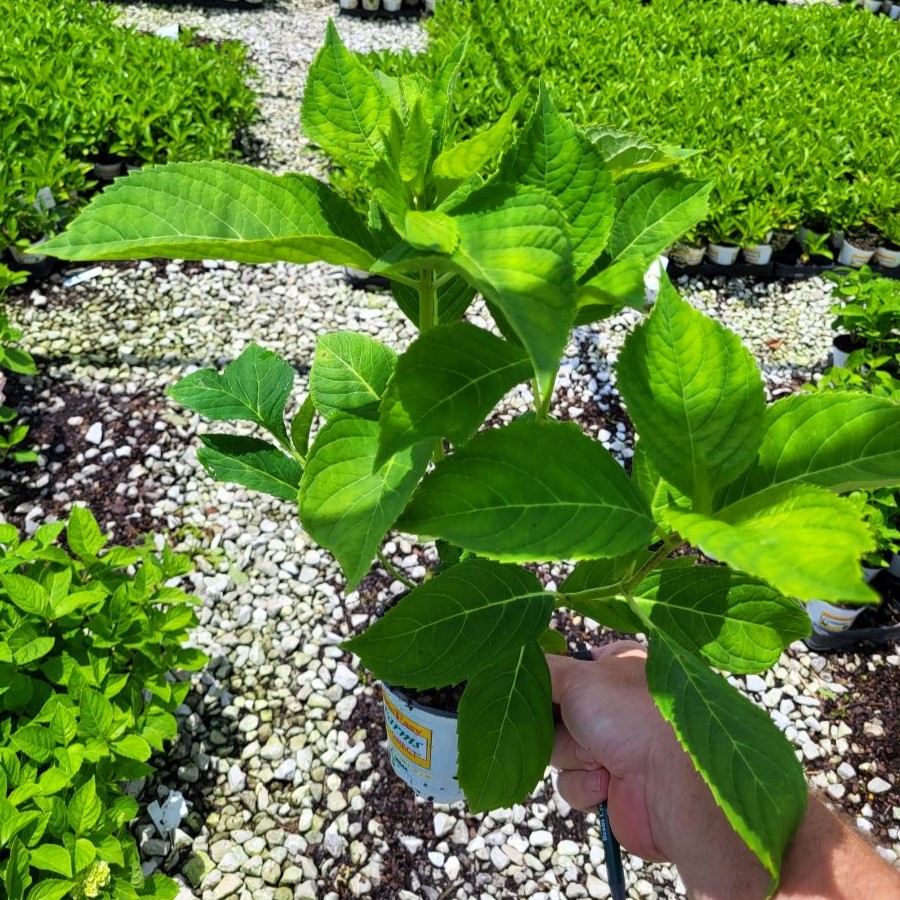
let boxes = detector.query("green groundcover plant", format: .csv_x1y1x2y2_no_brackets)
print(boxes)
0,508,206,900
361,0,900,246
41,25,900,890
0,265,37,465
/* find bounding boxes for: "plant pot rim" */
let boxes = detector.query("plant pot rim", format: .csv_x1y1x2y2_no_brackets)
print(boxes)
385,682,460,720
832,333,865,353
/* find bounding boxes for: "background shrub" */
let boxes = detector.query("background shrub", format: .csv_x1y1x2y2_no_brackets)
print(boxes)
0,0,258,250
365,0,900,244
0,508,206,900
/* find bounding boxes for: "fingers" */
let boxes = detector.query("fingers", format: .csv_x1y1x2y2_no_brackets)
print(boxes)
554,767,610,811
546,640,647,704
591,639,646,661
551,722,600,771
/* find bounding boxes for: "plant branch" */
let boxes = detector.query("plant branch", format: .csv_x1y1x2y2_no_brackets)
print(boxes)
418,268,437,333
377,548,417,590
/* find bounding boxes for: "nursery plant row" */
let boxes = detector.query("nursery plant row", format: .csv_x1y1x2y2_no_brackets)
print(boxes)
364,0,900,260
1,0,257,257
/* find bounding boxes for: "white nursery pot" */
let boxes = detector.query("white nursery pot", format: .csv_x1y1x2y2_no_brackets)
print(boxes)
382,685,463,803
706,243,740,265
9,238,48,265
890,3,900,19
742,243,773,265
383,0,402,9
339,0,359,7
361,0,379,9
873,245,900,268
838,238,875,268
862,0,881,10
806,601,864,636
674,244,706,266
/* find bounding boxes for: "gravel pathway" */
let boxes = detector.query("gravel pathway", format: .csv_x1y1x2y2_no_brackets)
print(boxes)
2,3,897,899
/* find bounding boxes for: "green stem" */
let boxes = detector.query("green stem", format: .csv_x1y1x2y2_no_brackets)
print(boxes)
388,272,420,289
377,548,417,590
418,268,437,333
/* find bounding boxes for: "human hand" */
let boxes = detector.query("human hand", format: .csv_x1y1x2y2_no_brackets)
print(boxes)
547,642,770,897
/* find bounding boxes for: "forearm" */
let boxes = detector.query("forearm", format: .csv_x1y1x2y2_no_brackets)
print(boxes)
681,795,900,900
775,797,900,900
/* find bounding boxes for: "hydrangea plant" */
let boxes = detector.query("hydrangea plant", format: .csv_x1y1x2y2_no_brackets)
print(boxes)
42,24,900,890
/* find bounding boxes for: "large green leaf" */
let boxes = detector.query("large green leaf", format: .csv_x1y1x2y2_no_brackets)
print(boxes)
431,35,469,152
299,414,431,588
10,725,55,763
646,627,806,880
663,484,876,604
457,641,553,812
41,163,379,269
399,418,654,561
310,332,397,421
68,778,102,836
376,323,531,466
378,183,575,394
433,91,525,186
28,846,71,879
575,257,648,322
499,85,616,276
344,560,553,688
197,435,302,502
608,172,712,264
719,392,900,504
633,563,809,673
584,126,698,180
617,280,766,507
168,344,295,446
1,575,50,617
301,20,390,173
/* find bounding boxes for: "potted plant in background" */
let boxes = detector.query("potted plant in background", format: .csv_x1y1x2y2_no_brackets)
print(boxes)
669,227,706,266
873,213,900,269
40,23,900,890
735,198,777,265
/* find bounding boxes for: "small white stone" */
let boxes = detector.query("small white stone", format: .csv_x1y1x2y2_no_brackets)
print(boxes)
530,829,554,848
867,777,892,794
744,674,767,693
85,423,104,445
838,762,856,780
489,846,510,871
826,783,846,801
433,812,455,838
444,856,461,880
557,840,580,857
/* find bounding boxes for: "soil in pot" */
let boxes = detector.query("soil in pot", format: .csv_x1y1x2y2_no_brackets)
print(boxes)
831,332,865,368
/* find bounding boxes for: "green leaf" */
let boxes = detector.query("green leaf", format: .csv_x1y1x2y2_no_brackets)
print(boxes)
608,173,712,265
290,395,316,458
10,725,55,763
27,845,72,878
457,641,553,812
67,506,105,559
68,777,102,835
197,435,301,502
41,163,379,269
537,629,568,655
344,559,553,688
617,280,766,506
663,484,876,604
302,20,390,174
6,838,30,900
444,183,575,395
111,735,152,762
79,689,114,740
398,98,433,196
720,392,900,504
646,627,806,880
34,521,65,548
632,563,810,673
576,257,648,321
404,210,460,255
584,126,697,180
169,344,295,446
499,85,616,276
74,838,96,873
25,882,76,900
13,637,55,666
431,35,468,151
299,414,432,589
377,323,531,466
1,575,50,617
310,332,397,421
400,418,654,562
96,835,125,867
433,90,525,184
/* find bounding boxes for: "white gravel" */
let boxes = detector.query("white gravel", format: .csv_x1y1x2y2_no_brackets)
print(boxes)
2,2,897,899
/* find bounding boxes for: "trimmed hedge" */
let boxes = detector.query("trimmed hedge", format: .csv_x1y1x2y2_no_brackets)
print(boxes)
364,0,900,246
1,0,258,251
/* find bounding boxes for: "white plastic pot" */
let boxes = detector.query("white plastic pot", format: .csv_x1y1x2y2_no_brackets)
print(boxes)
361,0,379,9
862,0,881,10
339,0,359,7
890,2,900,19
837,238,876,268
382,684,463,803
706,243,740,266
9,238,48,266
742,243,773,265
673,244,706,266
383,0,402,9
425,0,436,11
806,600,864,636
873,245,900,268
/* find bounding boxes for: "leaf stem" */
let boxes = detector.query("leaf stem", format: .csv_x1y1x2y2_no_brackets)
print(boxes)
388,272,420,289
418,268,437,333
377,548,417,590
